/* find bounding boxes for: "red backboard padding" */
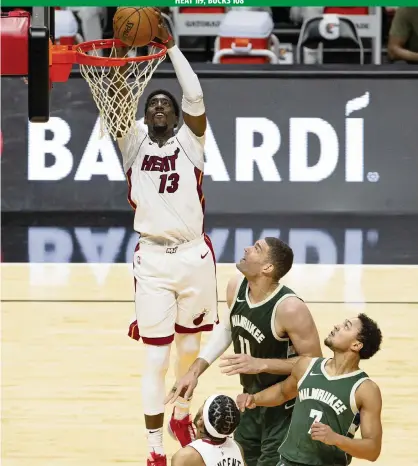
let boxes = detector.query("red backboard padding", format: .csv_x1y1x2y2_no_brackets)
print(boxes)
1,11,30,75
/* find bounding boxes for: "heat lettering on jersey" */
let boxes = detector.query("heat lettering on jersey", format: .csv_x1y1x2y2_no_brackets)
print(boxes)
216,458,242,466
141,148,180,172
141,148,181,194
299,388,348,415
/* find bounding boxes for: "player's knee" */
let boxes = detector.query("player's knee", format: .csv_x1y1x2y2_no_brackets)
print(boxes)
143,344,171,376
176,333,201,360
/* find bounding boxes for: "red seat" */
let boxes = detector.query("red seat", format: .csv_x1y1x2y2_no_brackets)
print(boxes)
218,37,271,64
324,7,369,15
180,7,226,13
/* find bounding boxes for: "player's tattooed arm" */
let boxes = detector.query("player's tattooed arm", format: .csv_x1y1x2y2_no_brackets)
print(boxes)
314,380,383,462
171,446,204,466
236,358,310,410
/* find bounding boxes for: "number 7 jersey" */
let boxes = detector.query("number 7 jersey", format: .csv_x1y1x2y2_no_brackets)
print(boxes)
118,123,206,243
278,357,369,466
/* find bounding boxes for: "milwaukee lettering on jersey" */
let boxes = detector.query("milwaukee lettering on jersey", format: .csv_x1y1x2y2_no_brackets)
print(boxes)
231,315,265,343
141,148,180,172
299,388,347,415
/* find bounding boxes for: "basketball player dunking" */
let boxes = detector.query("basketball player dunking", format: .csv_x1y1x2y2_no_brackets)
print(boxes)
237,314,383,466
172,395,246,466
112,10,217,466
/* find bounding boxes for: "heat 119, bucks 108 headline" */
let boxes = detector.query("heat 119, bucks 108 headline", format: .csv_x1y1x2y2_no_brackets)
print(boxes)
174,0,247,5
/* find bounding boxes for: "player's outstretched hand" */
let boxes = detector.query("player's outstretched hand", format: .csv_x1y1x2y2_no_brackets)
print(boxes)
165,371,198,405
310,422,338,446
219,353,264,375
236,393,257,412
150,8,172,43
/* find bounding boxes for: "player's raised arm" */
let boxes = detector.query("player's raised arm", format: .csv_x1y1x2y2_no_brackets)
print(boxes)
312,380,383,462
156,15,206,137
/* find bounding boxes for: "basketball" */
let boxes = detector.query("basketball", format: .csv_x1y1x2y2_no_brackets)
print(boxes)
113,7,159,47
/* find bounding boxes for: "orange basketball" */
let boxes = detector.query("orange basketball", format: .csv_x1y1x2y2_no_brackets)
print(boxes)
113,7,159,47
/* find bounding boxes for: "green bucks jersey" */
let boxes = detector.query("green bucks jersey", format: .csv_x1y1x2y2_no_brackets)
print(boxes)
230,276,300,394
279,357,369,466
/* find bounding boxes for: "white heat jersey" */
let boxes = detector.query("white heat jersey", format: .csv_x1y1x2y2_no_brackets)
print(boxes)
118,122,205,244
189,438,244,466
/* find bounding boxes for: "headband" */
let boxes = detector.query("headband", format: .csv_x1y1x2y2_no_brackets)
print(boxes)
202,394,229,439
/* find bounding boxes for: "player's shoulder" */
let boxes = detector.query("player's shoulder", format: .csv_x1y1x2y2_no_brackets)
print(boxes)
293,356,317,378
117,121,148,152
176,123,206,145
171,446,202,466
356,378,381,399
275,294,310,320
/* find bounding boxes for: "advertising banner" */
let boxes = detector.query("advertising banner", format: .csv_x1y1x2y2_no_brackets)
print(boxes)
2,75,418,213
3,214,418,265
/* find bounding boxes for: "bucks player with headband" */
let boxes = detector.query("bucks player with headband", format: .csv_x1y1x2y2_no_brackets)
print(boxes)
109,9,217,466
237,313,383,465
167,237,322,466
172,394,245,466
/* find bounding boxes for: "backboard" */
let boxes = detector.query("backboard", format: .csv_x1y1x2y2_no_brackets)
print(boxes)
1,7,54,122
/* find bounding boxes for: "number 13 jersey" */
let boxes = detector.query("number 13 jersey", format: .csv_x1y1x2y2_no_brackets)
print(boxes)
118,123,205,244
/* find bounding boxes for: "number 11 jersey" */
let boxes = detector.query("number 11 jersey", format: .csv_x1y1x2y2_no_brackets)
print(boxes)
118,123,205,244
230,276,301,395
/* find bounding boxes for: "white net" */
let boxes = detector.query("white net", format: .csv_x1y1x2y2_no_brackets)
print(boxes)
78,43,166,140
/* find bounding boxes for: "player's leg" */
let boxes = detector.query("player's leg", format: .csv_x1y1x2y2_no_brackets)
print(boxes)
234,405,262,466
169,234,218,446
258,406,293,466
172,332,202,415
129,244,177,465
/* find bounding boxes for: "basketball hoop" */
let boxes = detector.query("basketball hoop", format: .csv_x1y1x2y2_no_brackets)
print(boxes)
51,38,167,140
77,39,166,140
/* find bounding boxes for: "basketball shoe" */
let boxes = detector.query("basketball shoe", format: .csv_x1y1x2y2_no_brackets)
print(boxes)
168,411,196,447
147,452,167,466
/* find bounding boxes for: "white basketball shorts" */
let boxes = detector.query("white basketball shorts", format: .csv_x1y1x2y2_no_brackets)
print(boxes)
128,233,218,345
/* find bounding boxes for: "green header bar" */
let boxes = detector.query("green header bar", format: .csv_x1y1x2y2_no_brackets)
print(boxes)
1,1,416,6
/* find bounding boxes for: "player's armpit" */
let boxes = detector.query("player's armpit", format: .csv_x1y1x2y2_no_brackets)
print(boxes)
171,446,204,466
183,112,206,138
333,380,382,462
276,298,322,358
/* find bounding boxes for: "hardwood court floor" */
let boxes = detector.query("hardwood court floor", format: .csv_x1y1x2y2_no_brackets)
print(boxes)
2,263,418,466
